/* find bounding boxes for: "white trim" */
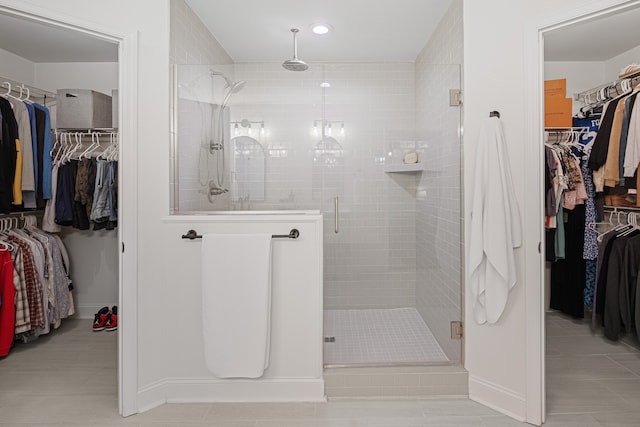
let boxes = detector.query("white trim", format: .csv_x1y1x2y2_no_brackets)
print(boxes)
468,375,526,422
137,378,326,414
0,1,139,416
523,17,546,427
0,2,122,43
118,31,140,417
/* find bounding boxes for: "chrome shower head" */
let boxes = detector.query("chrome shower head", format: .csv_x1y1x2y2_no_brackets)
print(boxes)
210,70,234,88
229,80,246,94
220,80,246,108
282,28,308,72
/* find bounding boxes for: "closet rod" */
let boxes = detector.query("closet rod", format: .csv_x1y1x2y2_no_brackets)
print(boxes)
603,205,640,212
544,126,589,132
0,76,56,101
574,68,640,104
56,127,118,133
0,209,43,217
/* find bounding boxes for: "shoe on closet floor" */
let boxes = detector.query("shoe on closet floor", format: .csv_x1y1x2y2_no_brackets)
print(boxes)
93,306,110,331
105,306,118,332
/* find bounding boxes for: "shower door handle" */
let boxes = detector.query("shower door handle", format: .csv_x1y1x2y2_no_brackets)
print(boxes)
334,196,339,234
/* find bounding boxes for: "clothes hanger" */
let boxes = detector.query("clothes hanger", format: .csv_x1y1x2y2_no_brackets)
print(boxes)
79,132,98,159
1,81,21,101
108,133,119,161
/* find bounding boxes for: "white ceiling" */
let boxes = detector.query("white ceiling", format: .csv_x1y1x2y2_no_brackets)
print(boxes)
185,0,454,62
545,6,640,61
0,2,638,64
0,12,117,63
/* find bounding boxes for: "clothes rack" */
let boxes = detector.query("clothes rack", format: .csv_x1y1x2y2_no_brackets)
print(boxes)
53,130,119,163
574,68,640,114
0,77,56,107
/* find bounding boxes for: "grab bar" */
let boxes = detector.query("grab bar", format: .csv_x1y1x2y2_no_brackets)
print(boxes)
181,228,300,240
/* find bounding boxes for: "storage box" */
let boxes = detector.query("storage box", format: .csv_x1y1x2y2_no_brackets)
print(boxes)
56,89,112,129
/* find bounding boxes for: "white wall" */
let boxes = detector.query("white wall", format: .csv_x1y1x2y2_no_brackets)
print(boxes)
463,0,633,423
170,0,232,65
0,47,35,84
605,43,640,79
35,62,118,95
544,61,606,115
414,0,463,362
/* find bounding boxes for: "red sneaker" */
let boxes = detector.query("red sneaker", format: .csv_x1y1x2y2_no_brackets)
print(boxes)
93,306,110,331
105,306,118,332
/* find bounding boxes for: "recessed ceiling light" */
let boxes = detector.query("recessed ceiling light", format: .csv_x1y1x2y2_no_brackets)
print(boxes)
311,23,332,35
320,82,331,88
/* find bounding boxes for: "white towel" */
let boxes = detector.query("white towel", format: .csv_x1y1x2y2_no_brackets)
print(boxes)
468,117,522,325
201,233,273,378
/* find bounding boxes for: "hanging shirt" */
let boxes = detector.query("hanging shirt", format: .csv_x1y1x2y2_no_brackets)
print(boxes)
33,104,53,205
0,97,18,212
23,102,38,208
0,250,15,357
8,98,35,192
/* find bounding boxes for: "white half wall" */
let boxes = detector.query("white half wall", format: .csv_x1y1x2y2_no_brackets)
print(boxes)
142,213,325,410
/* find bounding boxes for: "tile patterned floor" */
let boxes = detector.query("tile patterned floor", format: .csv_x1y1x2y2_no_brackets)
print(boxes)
323,308,449,366
1,313,640,425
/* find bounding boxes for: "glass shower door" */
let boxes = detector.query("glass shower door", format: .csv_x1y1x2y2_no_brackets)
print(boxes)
321,63,463,366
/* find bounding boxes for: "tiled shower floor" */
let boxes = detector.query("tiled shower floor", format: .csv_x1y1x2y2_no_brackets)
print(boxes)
323,308,449,366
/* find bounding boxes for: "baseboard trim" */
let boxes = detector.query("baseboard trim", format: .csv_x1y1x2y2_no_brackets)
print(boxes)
137,377,326,413
468,375,526,422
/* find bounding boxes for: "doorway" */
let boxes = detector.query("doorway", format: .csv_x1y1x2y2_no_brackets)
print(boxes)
0,5,137,416
541,1,640,422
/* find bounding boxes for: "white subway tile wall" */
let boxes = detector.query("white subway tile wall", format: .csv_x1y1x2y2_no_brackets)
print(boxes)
229,61,418,309
170,0,234,211
170,0,232,66
414,0,463,361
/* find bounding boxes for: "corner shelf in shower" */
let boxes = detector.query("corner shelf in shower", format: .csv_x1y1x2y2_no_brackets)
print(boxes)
383,163,428,173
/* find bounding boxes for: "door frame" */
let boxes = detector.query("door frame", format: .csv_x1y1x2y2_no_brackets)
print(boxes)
0,2,140,416
524,0,640,424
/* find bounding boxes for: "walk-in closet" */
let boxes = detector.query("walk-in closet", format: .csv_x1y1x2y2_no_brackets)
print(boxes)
0,9,120,399
543,5,640,417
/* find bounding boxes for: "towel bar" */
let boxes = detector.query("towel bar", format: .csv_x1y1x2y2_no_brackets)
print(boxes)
181,229,300,240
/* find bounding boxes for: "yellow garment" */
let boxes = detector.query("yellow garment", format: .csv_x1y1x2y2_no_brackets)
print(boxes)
12,139,23,205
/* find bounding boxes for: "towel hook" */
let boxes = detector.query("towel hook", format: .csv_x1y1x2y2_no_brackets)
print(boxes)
182,229,202,240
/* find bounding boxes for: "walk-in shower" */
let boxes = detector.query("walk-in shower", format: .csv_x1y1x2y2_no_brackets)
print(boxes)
171,62,463,368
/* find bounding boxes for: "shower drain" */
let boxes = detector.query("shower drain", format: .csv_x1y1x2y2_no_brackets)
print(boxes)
324,337,336,343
